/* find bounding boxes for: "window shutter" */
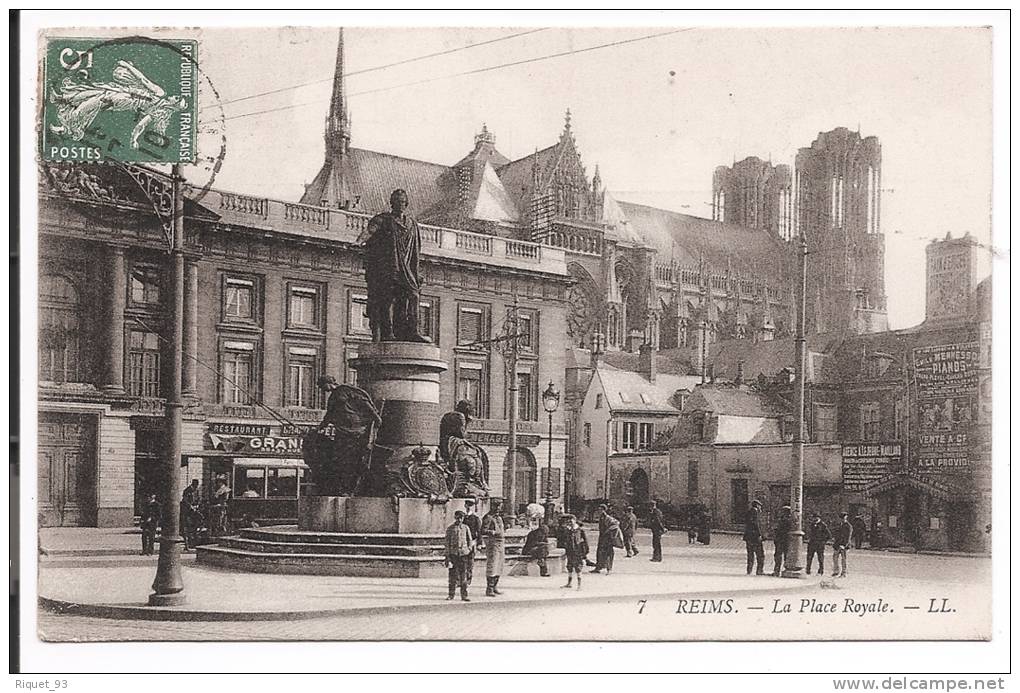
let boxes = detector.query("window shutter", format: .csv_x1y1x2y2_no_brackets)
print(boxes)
458,310,482,345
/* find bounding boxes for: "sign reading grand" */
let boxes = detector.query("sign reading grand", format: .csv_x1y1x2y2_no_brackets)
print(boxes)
43,37,198,163
912,343,979,474
841,443,902,492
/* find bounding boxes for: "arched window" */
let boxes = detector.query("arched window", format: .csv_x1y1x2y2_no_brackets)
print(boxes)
503,447,537,512
39,275,82,384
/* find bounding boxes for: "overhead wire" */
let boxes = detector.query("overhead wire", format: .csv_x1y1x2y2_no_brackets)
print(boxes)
220,27,695,124
200,28,549,114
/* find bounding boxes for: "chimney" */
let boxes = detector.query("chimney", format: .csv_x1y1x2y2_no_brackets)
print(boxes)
735,360,744,387
639,343,656,383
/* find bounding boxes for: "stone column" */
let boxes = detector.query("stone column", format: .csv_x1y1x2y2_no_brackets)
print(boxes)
103,246,126,394
182,259,199,398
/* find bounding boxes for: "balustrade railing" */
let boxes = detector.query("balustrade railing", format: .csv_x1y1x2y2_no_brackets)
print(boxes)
220,193,268,217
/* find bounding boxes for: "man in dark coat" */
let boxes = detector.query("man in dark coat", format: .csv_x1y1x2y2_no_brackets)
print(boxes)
832,512,853,577
743,499,765,575
851,514,868,549
772,505,792,576
521,521,551,576
462,498,482,586
591,505,621,574
360,188,429,342
805,512,832,576
620,505,639,557
140,493,160,556
180,479,201,550
648,500,666,562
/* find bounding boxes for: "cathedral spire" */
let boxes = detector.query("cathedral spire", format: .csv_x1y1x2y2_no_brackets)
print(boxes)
325,27,351,159
561,108,573,139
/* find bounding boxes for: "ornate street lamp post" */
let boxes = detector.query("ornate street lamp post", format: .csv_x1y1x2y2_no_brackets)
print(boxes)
542,381,561,523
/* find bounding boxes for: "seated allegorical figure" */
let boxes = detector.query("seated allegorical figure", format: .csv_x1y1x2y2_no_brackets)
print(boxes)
439,399,490,498
303,376,383,496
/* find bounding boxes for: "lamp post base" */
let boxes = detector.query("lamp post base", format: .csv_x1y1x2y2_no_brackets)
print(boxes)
543,499,556,524
781,568,806,579
147,591,187,606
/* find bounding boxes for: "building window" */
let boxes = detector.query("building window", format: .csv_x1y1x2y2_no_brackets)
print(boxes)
813,403,837,443
583,422,592,447
344,346,359,386
860,402,881,441
688,460,699,498
221,341,256,404
418,296,440,344
287,283,322,330
348,291,371,335
595,393,604,409
516,370,535,421
284,346,319,408
638,422,654,450
127,330,161,397
39,274,82,384
621,422,637,451
894,398,905,440
456,361,487,418
511,308,538,352
130,264,162,306
457,303,489,347
223,275,257,322
692,413,706,442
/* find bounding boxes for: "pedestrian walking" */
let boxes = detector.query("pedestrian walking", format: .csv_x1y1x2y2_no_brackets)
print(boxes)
180,479,201,550
772,504,792,576
697,510,712,545
743,499,766,575
805,512,832,576
444,510,474,601
140,493,160,556
851,513,868,549
620,505,639,557
649,500,666,562
209,474,231,538
521,519,551,576
462,498,482,586
560,515,589,590
591,505,621,574
481,499,506,596
832,512,853,577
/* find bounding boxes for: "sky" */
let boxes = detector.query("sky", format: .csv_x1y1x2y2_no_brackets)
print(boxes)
180,25,992,329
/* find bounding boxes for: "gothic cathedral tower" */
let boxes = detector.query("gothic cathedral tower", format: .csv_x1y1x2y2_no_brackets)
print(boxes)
795,127,887,334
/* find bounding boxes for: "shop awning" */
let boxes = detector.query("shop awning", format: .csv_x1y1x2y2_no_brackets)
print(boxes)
232,458,308,469
861,472,974,502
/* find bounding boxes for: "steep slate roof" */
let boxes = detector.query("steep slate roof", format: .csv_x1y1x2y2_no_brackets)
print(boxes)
708,335,840,381
615,200,790,273
683,385,789,418
602,347,697,376
497,144,558,215
596,364,703,414
301,147,451,219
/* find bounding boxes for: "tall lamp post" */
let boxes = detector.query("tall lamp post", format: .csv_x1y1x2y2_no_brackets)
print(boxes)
783,234,809,578
542,381,561,523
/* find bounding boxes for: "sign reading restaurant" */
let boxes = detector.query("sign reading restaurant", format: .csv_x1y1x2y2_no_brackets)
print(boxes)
912,343,978,474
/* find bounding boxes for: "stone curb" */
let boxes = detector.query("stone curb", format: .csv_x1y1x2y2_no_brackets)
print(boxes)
39,581,806,623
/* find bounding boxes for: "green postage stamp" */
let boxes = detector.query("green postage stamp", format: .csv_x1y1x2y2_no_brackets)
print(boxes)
42,37,198,164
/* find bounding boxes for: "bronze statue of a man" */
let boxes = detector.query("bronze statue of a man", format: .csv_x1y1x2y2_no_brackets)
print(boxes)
359,189,430,343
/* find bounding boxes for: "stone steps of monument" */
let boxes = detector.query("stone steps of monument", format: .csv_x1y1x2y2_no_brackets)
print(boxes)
218,536,443,557
238,526,531,548
196,543,564,578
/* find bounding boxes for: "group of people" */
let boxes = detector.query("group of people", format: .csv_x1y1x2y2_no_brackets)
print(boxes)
443,498,508,601
742,500,860,578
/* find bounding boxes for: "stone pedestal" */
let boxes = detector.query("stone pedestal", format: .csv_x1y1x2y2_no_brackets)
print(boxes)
299,496,490,533
350,342,448,496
